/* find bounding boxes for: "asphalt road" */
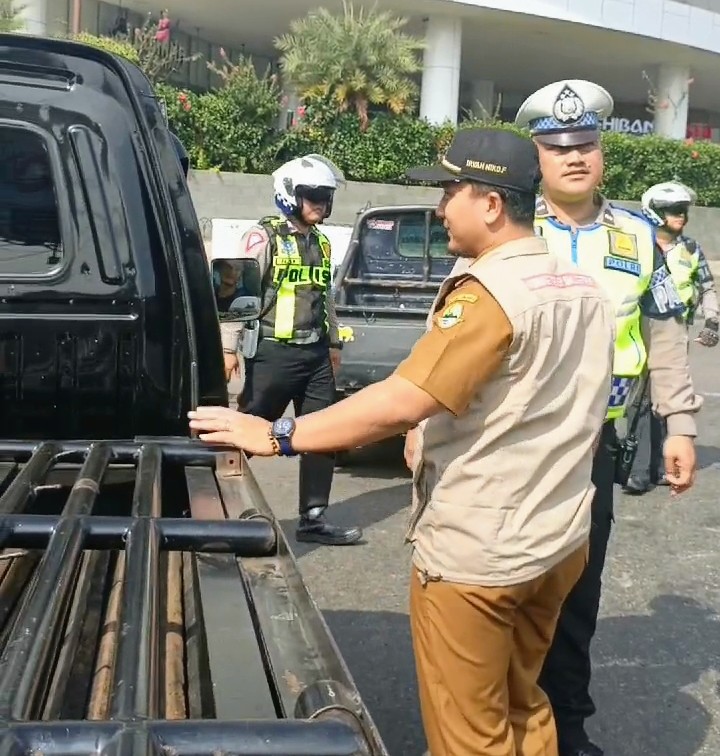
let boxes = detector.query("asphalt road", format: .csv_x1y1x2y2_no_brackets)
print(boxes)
238,324,720,756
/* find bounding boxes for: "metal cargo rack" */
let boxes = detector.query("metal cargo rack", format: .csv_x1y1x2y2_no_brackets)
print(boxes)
0,438,388,756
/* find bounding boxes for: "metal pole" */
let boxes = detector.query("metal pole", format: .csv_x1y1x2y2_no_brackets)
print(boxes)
71,0,81,34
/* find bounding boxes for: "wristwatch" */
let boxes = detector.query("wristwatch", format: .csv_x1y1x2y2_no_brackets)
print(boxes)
271,417,297,456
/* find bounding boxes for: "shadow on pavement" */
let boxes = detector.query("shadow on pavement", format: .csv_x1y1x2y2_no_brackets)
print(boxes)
590,594,718,755
323,608,424,756
335,436,411,480
696,444,720,471
279,481,411,557
325,595,719,756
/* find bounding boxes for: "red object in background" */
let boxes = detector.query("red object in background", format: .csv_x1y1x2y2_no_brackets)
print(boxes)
687,123,712,141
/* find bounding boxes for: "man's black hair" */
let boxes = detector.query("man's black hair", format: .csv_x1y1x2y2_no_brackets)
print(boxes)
470,182,536,227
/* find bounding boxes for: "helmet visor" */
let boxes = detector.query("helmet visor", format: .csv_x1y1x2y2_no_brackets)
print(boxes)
657,202,690,216
296,185,334,205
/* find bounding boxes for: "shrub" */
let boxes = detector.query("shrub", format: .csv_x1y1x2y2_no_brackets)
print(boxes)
67,32,141,65
278,112,438,182
151,81,720,207
0,0,25,32
599,132,720,207
159,54,281,173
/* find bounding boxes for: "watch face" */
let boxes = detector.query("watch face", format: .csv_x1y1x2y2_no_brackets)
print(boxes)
274,418,295,437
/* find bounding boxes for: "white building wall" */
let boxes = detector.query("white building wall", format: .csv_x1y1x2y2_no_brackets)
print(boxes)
440,0,720,55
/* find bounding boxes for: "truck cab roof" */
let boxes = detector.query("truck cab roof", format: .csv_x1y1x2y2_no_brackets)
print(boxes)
0,33,227,440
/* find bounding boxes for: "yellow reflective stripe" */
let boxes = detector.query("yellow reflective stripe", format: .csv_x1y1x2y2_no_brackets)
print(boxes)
272,232,300,340
274,280,296,339
666,243,699,319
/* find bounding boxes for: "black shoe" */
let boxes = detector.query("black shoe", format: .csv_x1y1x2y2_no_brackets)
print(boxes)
653,474,670,486
296,514,363,546
623,475,649,495
560,743,604,756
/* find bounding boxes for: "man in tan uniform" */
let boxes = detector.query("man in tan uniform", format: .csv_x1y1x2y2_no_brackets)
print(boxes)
189,128,616,756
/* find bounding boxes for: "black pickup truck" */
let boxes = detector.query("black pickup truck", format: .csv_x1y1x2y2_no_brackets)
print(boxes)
333,204,451,398
0,33,387,756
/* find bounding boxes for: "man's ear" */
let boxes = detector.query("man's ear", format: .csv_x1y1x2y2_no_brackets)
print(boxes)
484,191,505,225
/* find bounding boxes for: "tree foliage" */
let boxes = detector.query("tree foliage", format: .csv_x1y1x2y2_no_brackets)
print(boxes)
274,1,424,130
68,32,140,65
0,0,25,33
158,52,281,173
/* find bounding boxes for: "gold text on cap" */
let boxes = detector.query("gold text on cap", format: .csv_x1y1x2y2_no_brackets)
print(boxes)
465,159,508,174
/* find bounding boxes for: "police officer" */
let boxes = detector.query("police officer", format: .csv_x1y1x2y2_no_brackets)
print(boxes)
221,154,362,546
190,128,616,756
641,180,719,343
513,80,702,756
623,180,719,493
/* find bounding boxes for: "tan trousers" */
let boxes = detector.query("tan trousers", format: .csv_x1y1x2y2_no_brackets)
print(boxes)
410,544,588,756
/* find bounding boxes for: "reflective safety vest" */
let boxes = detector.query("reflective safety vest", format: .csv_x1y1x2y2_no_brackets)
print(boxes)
534,199,655,420
664,237,699,321
259,216,332,343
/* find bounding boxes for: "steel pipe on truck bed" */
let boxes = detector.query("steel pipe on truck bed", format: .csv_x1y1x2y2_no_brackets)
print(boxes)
0,438,387,756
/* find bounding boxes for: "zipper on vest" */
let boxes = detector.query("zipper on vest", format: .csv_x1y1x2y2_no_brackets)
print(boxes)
571,228,579,265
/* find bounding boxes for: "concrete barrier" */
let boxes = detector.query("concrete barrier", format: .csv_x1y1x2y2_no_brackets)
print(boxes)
188,169,720,262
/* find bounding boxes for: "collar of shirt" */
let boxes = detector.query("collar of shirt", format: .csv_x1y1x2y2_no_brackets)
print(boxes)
536,194,620,229
279,216,317,238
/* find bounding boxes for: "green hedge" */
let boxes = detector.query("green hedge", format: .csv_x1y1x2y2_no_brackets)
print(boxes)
159,87,720,207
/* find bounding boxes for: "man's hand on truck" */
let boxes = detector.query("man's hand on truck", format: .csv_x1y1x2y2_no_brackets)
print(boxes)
189,406,277,456
188,373,444,457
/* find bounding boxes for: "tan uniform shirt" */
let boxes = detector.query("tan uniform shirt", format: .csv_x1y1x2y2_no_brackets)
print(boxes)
396,236,615,586
220,222,340,353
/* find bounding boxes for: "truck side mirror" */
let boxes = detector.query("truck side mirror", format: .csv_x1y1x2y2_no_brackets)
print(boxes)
212,258,262,322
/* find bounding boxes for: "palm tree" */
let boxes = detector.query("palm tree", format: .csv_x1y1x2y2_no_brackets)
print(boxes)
275,1,424,130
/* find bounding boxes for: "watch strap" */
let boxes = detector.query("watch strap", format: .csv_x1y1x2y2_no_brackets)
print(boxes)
277,436,295,456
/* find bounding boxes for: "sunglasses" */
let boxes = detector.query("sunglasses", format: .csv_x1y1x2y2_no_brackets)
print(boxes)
297,187,334,204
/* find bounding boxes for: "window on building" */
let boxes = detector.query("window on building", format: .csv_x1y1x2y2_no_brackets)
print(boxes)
0,127,63,275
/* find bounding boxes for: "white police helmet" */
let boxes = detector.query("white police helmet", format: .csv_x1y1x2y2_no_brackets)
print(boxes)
641,180,697,226
272,154,345,220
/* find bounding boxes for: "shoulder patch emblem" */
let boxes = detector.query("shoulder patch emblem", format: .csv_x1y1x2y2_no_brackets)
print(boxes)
245,231,265,251
437,301,464,329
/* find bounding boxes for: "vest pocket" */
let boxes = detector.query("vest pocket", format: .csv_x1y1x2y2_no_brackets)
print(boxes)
413,499,508,577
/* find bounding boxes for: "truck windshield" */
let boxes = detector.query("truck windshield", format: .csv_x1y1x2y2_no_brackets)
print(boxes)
362,212,450,261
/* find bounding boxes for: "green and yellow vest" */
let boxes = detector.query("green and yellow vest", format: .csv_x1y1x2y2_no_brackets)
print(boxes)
664,237,699,321
534,199,655,420
259,216,332,343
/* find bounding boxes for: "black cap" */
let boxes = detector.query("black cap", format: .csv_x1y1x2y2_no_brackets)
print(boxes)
406,128,541,194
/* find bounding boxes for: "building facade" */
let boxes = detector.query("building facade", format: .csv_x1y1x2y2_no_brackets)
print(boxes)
16,0,720,141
